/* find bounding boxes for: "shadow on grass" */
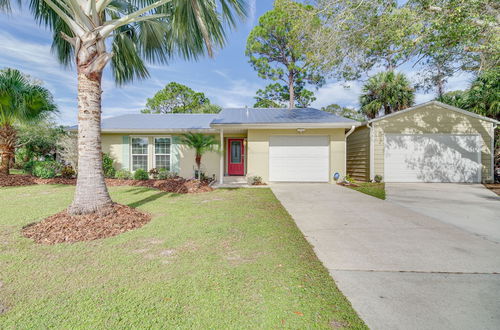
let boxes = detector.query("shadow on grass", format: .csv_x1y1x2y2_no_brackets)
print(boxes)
127,191,170,208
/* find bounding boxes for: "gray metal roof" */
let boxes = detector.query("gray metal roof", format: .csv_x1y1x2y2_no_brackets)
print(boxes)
211,108,358,124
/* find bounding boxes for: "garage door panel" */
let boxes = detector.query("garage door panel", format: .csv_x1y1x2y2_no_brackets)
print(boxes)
269,136,329,182
384,134,482,183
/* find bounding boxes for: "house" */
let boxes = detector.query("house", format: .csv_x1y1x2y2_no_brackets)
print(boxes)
91,108,359,184
346,101,499,183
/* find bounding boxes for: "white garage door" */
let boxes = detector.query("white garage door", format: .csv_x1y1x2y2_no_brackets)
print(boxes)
384,134,482,183
269,135,329,182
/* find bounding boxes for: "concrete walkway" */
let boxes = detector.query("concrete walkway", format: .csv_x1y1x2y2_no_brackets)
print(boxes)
386,183,500,243
270,183,500,330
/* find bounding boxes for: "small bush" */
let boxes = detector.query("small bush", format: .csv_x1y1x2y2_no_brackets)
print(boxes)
157,168,174,180
149,168,159,179
32,161,61,179
248,176,263,185
343,174,355,184
133,169,149,180
102,153,116,178
374,174,383,183
61,165,76,179
23,159,36,174
115,169,132,180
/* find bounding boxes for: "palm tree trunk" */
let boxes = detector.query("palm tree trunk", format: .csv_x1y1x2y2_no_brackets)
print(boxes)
196,154,201,179
0,124,16,175
68,69,112,215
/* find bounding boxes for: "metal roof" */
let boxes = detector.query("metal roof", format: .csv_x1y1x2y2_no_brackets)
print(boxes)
212,107,358,125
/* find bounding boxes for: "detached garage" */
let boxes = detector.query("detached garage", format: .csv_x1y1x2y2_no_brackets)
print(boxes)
347,101,499,183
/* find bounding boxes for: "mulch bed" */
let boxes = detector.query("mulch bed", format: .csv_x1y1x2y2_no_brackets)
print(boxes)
484,183,500,196
0,174,213,194
22,203,151,245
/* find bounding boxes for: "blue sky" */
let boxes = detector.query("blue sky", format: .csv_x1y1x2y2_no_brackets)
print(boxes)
0,0,472,125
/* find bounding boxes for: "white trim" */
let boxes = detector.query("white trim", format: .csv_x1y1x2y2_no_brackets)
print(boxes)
152,136,172,171
365,101,500,125
344,126,356,178
491,124,497,183
367,123,375,181
219,129,224,184
210,122,361,129
383,133,482,183
100,128,218,134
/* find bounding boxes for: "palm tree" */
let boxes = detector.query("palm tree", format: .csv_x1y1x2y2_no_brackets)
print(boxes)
180,133,219,180
0,69,57,175
2,0,246,214
360,71,415,119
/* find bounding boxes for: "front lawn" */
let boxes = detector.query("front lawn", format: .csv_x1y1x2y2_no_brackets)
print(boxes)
346,182,386,200
0,185,365,329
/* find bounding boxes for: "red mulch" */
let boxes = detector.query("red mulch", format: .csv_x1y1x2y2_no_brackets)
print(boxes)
22,203,151,245
484,184,500,196
0,174,213,194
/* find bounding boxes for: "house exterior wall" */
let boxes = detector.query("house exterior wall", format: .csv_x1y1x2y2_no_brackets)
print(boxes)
372,103,495,182
246,128,346,183
346,126,370,182
101,133,220,180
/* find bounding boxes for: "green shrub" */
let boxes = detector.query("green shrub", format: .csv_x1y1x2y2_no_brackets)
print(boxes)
115,169,132,180
133,169,149,180
102,153,116,178
248,176,263,185
23,159,36,174
157,168,173,180
374,174,383,183
32,161,60,179
61,165,76,179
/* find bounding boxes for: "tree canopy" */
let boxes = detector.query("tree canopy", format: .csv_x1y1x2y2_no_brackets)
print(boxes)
142,82,221,114
246,0,323,108
321,104,366,121
253,82,316,108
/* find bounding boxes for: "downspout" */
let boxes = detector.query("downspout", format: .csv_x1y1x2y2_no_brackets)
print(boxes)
344,125,356,178
219,128,224,184
367,122,374,181
492,123,497,183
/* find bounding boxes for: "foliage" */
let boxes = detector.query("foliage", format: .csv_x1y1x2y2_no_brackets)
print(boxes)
148,168,160,179
16,120,65,161
102,153,116,178
60,165,76,179
57,133,78,172
360,71,415,119
133,169,149,180
246,0,324,108
374,175,383,183
0,68,58,174
115,169,132,180
180,133,219,179
22,159,36,174
157,168,175,180
321,104,366,121
142,82,221,114
248,176,263,185
32,160,61,179
254,82,316,108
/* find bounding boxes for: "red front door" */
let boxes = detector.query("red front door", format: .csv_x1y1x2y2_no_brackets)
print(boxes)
227,138,245,176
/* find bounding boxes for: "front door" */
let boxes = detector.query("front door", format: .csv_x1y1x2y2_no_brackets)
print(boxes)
227,138,244,176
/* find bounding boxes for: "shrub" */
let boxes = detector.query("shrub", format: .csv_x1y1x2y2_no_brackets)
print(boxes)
133,169,149,180
23,159,36,174
157,168,174,180
149,168,159,179
374,175,383,183
102,153,116,178
32,161,61,179
61,165,76,179
115,169,132,180
248,176,263,185
343,174,355,184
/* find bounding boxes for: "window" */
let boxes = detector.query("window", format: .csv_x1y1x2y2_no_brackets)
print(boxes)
131,137,148,171
230,140,242,164
154,137,171,170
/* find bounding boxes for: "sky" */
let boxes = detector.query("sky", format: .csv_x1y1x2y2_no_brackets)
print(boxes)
0,0,473,125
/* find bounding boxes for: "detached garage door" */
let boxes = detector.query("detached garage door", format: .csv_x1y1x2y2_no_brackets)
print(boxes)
269,135,329,182
384,134,482,183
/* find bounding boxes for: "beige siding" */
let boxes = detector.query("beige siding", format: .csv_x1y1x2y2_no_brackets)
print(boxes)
346,126,370,182
247,128,346,183
372,103,495,182
101,133,220,180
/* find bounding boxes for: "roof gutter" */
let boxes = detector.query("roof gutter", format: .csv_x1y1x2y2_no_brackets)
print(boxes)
210,122,361,129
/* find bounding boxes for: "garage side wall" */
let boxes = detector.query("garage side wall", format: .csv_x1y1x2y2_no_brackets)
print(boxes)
346,126,370,182
247,128,346,183
372,104,495,182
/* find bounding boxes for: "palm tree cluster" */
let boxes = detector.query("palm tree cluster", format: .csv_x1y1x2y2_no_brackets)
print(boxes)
2,0,246,215
180,132,219,180
0,69,57,175
359,71,415,119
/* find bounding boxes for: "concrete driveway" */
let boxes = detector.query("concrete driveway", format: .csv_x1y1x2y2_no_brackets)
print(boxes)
270,183,500,330
386,183,500,243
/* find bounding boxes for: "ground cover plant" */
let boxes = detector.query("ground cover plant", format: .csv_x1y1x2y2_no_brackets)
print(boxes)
346,182,386,200
0,185,366,329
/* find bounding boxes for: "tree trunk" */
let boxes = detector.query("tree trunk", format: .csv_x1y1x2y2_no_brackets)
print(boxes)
288,72,295,109
68,68,113,215
0,124,16,175
195,154,201,179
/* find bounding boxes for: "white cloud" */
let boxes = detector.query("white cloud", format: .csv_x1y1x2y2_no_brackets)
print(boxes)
312,81,362,109
247,0,257,28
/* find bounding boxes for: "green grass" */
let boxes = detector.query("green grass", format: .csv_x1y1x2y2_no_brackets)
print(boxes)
0,185,366,329
347,182,386,200
8,169,24,175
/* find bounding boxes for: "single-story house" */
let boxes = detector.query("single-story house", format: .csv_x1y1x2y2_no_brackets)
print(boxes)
89,108,359,184
346,101,499,183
